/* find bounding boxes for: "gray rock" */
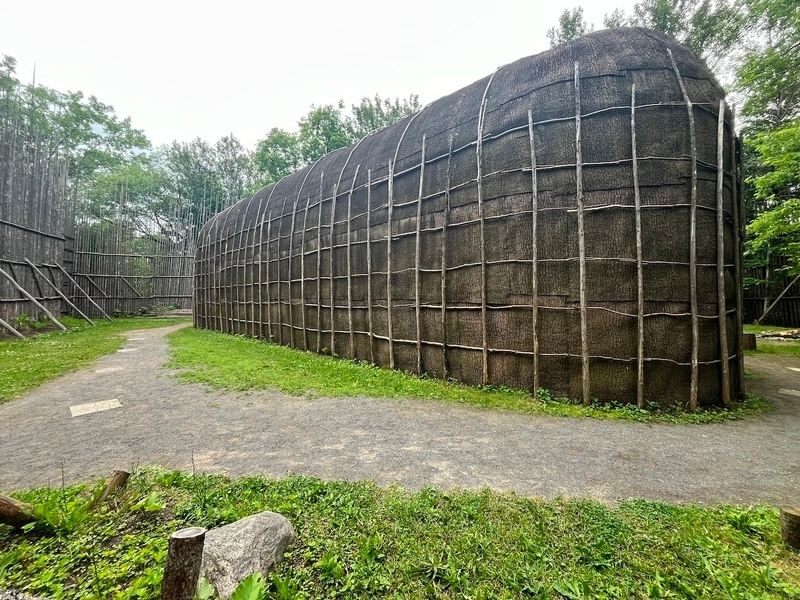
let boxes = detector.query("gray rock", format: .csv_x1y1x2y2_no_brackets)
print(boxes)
200,511,295,599
0,591,49,600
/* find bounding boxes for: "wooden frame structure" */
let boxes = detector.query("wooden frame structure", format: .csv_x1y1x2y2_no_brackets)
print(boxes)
194,28,743,407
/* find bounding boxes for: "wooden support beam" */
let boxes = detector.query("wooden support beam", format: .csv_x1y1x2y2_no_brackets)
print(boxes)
387,159,395,369
0,266,67,331
49,262,112,321
476,69,500,386
25,258,94,326
716,100,731,405
575,62,590,407
287,194,301,348
415,136,426,375
276,195,290,345
733,133,746,397
631,85,645,409
669,48,700,412
316,173,325,353
441,139,453,379
347,165,360,359
528,109,540,395
367,169,375,364
0,316,24,339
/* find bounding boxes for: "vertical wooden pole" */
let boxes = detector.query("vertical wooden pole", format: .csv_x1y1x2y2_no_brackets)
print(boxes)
476,69,500,386
287,194,301,348
256,184,280,339
528,110,540,394
631,85,645,409
329,181,338,354
387,159,395,369
367,169,375,364
732,129,746,397
316,173,325,353
716,100,731,405
265,215,273,340
276,195,290,345
415,136,426,375
346,165,360,359
575,62,590,407
441,139,453,378
300,193,311,351
669,48,699,412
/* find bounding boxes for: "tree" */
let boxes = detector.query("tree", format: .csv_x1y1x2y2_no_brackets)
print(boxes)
298,102,356,163
253,128,303,185
349,94,421,138
547,7,593,48
736,0,800,131
602,0,743,62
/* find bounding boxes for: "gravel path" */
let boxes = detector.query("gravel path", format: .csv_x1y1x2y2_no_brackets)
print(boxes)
1,324,798,505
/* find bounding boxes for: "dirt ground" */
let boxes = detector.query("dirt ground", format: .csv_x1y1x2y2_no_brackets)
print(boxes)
0,323,797,505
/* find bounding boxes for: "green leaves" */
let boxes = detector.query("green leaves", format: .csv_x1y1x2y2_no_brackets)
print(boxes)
230,573,266,600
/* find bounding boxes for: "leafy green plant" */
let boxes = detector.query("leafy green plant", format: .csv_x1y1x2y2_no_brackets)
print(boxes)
130,492,166,513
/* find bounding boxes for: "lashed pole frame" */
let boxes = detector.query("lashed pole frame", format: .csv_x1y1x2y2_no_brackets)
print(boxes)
330,138,367,356
631,85,645,408
252,182,278,339
668,49,700,411
732,125,746,396
289,158,323,349
716,99,731,405
315,173,325,353
287,194,301,347
387,111,423,369
275,194,291,345
441,138,453,378
366,169,375,364
414,136,427,375
476,69,501,385
527,110,540,394
235,194,258,333
346,165,360,358
575,62,591,407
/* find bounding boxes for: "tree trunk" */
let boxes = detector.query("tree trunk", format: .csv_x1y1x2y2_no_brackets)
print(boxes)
161,527,207,600
781,506,800,549
0,494,35,528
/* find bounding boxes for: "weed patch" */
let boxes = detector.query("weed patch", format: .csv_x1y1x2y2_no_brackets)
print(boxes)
0,468,797,599
167,328,772,424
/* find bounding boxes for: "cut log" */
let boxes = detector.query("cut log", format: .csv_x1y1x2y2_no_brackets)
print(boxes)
742,333,757,351
161,527,207,600
0,493,35,528
780,506,800,549
89,469,131,509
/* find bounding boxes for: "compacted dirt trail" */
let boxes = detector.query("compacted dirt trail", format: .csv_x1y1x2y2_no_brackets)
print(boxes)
0,324,797,505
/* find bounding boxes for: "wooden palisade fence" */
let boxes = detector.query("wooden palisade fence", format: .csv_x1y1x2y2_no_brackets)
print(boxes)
194,28,744,408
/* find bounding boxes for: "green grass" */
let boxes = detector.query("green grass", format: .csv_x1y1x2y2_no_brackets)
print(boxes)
0,316,190,402
166,327,771,424
0,468,797,599
743,325,800,357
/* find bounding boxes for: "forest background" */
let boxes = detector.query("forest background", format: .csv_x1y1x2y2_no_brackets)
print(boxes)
1,0,798,312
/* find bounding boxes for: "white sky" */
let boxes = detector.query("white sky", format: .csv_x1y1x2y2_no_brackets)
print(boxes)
1,0,638,150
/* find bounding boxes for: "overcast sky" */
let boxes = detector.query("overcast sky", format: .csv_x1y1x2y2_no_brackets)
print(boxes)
2,0,638,149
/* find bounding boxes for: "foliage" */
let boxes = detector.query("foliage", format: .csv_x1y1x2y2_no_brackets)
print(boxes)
547,7,593,47
0,468,797,599
0,317,190,403
736,0,800,130
603,0,743,62
253,94,419,187
166,327,771,423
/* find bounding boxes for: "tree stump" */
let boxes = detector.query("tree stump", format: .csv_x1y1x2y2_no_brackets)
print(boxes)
780,506,800,549
0,494,35,528
89,469,130,509
161,527,207,600
742,333,757,351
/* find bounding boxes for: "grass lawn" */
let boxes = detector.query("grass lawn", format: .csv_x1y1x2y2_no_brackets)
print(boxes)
0,468,797,599
0,316,190,403
744,325,800,358
166,327,770,424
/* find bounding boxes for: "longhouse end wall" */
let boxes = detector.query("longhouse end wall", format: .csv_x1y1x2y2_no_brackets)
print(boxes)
194,28,744,408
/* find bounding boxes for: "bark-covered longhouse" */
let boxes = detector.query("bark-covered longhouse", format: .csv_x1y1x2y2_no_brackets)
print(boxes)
194,28,744,408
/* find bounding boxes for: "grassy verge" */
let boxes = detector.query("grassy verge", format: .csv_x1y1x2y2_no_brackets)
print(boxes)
743,325,800,357
167,327,770,424
0,468,797,599
0,316,190,403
